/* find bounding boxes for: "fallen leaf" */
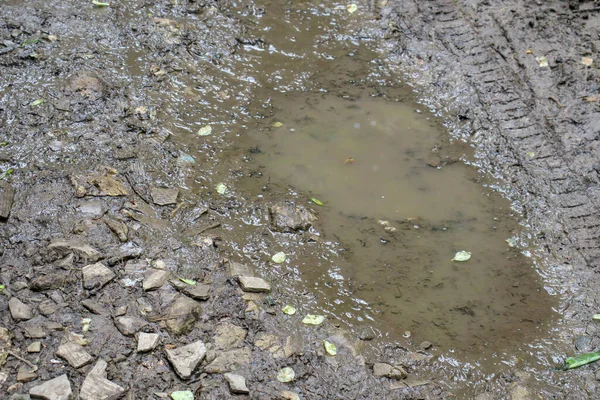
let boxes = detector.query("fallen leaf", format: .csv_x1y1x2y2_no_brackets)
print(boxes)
582,56,593,66
562,350,600,370
302,314,325,325
272,121,284,128
0,168,14,180
272,252,287,264
536,56,549,68
92,0,110,6
0,284,4,293
277,367,295,383
526,151,535,159
282,305,296,315
593,314,600,320
179,278,197,286
323,340,337,356
197,125,212,136
81,318,92,332
30,99,44,106
347,3,358,13
170,391,194,400
451,250,471,262
311,197,324,206
216,183,228,195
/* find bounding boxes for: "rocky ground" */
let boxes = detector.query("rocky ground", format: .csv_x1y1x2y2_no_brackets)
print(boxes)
2,0,600,399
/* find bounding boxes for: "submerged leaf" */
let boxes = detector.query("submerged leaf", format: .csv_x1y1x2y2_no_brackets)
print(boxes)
197,125,212,136
30,99,44,106
311,197,324,206
347,3,358,13
323,340,337,356
170,391,194,400
179,277,197,286
216,183,228,195
282,305,296,315
272,252,287,264
562,350,600,370
451,250,471,262
536,56,548,68
277,367,295,382
302,314,325,325
272,121,284,128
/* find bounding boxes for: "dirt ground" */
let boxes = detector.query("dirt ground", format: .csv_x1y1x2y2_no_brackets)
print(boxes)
2,0,600,399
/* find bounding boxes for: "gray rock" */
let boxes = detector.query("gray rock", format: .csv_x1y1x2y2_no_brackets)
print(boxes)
82,262,115,290
29,374,72,400
137,332,160,352
142,269,170,291
372,362,406,380
575,335,592,352
30,273,73,291
8,394,31,400
214,322,247,350
169,279,211,300
56,341,93,368
8,298,33,321
238,276,271,293
27,342,42,353
204,347,251,374
227,261,252,278
223,373,249,394
254,333,279,350
79,359,125,400
420,341,432,350
47,239,101,262
150,188,178,206
23,324,46,339
165,296,201,335
81,299,109,315
17,366,37,382
103,217,128,243
39,300,59,316
269,201,317,232
280,391,300,400
165,340,207,379
78,200,103,217
114,316,147,336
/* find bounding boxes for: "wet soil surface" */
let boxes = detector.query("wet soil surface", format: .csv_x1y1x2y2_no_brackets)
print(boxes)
1,0,600,399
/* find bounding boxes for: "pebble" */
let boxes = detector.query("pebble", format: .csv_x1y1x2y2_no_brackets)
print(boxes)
238,276,271,293
8,298,33,321
373,362,407,380
165,296,201,336
142,269,170,291
137,332,160,352
27,341,41,353
79,359,125,400
114,316,147,336
56,342,93,368
29,374,72,400
420,341,432,350
169,279,211,300
165,340,207,379
82,262,115,289
151,188,179,206
223,373,249,394
280,391,300,400
16,366,37,383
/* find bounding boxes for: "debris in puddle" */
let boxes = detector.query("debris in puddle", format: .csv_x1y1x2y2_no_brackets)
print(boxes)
403,331,411,338
302,314,325,325
272,252,287,264
311,197,324,206
347,4,358,13
536,56,549,68
506,237,517,247
197,125,212,136
323,340,337,355
282,305,296,315
170,391,194,400
216,183,228,195
582,56,593,66
272,121,284,128
277,367,295,383
562,350,600,370
92,0,110,7
451,251,471,262
344,157,355,164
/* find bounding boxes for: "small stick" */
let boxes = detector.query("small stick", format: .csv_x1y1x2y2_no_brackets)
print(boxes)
9,351,38,372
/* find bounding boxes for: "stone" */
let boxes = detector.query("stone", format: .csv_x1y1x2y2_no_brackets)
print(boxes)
103,217,128,242
420,341,432,350
27,342,42,353
8,394,31,400
269,201,317,232
283,336,297,358
143,269,170,291
280,391,300,400
114,306,127,317
11,281,28,291
223,373,249,394
227,261,252,278
47,239,101,262
30,273,72,291
16,366,37,383
56,341,93,368
372,362,406,380
114,316,147,336
575,336,592,352
82,262,115,289
238,276,271,293
150,188,178,206
81,299,109,315
137,332,160,352
29,374,72,400
9,298,33,321
254,333,279,350
204,348,251,374
79,359,125,400
165,296,201,336
24,324,46,339
169,279,211,300
214,322,247,350
165,340,207,379
39,301,59,316
78,200,103,217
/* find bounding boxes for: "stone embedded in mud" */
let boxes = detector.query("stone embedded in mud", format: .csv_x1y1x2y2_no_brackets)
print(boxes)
30,272,73,291
165,340,207,379
224,373,249,394
254,333,279,350
227,261,253,278
269,201,317,233
16,366,37,383
150,188,179,206
103,217,128,242
27,342,41,353
47,238,101,262
238,276,271,293
8,298,33,321
372,362,407,380
204,347,251,374
39,300,60,316
56,341,93,368
165,295,201,335
137,332,160,353
114,316,147,336
82,262,115,290
79,359,125,400
214,322,248,350
143,269,170,291
81,299,109,315
23,324,46,339
70,169,128,198
29,374,72,400
0,181,15,219
169,279,211,300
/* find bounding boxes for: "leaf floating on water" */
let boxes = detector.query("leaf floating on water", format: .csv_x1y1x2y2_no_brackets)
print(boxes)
562,350,600,370
282,305,296,315
323,340,337,356
593,314,600,320
526,151,535,159
451,251,471,262
582,57,593,66
277,367,295,383
170,391,194,400
179,277,197,286
272,121,284,128
216,183,228,195
302,314,325,325
30,99,44,107
347,3,358,13
505,237,517,248
272,252,287,264
197,125,212,136
536,56,549,68
311,197,324,206
92,0,110,6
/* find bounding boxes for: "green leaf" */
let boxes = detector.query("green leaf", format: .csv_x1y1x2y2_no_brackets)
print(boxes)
272,121,284,128
179,277,197,286
197,125,212,136
451,250,471,262
0,284,4,293
282,305,296,315
277,367,295,382
92,0,111,6
323,340,337,356
593,314,600,321
272,252,286,264
526,151,535,159
347,4,358,13
562,351,600,370
0,168,14,180
30,99,44,106
170,391,194,400
302,314,325,325
311,197,324,206
535,56,548,68
216,183,228,195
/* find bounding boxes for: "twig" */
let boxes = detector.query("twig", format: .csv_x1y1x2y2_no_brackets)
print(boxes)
9,351,38,372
